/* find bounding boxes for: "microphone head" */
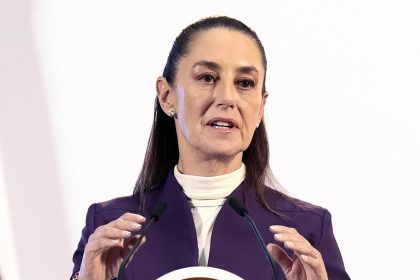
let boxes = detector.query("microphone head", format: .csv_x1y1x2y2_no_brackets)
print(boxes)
151,201,167,221
228,197,248,217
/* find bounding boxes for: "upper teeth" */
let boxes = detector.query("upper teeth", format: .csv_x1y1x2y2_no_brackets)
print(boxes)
213,121,231,127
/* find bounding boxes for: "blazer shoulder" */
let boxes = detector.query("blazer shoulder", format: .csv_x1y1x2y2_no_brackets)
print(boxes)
265,187,326,219
86,194,141,228
94,194,140,213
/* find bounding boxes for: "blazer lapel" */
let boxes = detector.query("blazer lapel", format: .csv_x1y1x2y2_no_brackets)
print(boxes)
124,170,198,280
207,183,279,279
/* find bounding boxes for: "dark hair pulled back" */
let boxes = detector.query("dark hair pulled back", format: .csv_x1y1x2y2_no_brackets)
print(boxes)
134,16,287,215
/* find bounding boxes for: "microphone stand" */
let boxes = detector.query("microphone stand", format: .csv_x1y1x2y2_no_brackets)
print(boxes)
229,197,280,280
116,201,167,280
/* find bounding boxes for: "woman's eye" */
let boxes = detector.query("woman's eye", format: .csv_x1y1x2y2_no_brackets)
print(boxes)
236,79,255,89
198,74,216,84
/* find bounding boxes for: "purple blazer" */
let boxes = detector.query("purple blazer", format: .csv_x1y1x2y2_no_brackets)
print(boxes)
71,170,350,279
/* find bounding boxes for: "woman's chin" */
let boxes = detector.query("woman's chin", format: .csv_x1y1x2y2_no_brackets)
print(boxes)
199,145,243,160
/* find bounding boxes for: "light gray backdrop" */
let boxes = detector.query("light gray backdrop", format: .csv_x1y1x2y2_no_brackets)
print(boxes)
1,0,419,279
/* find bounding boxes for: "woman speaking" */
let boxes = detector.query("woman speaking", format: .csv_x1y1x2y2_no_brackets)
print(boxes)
71,16,350,280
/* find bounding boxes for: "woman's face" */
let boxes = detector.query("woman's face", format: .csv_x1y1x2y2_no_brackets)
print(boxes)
159,28,267,163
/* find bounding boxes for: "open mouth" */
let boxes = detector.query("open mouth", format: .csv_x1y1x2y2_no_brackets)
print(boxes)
211,121,234,129
207,118,238,130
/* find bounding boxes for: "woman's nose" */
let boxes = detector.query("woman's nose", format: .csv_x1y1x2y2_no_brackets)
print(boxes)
214,79,237,109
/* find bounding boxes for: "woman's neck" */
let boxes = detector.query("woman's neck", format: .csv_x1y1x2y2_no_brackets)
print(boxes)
177,153,243,176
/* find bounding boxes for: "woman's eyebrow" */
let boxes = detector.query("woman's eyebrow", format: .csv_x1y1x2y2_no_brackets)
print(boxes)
237,66,259,75
191,60,221,71
191,60,259,75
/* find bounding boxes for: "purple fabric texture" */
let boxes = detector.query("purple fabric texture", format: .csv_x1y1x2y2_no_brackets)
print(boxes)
71,170,350,279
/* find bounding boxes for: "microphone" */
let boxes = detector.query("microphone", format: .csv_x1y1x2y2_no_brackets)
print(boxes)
228,197,280,280
117,201,168,280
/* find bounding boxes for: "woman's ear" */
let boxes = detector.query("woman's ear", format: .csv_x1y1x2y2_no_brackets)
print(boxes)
156,76,176,116
257,91,269,125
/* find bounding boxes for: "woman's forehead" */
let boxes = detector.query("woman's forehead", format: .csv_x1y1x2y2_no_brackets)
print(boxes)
180,28,264,71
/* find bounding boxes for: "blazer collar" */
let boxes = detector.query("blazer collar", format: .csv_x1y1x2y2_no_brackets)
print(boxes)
126,169,278,279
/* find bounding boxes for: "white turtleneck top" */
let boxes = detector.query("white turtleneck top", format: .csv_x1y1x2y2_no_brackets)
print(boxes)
174,164,246,266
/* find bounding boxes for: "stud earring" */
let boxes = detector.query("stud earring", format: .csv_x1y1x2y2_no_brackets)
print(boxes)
168,108,175,117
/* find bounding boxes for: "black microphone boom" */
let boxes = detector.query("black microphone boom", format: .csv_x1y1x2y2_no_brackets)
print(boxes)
116,201,168,280
228,197,280,280
228,196,248,217
150,201,167,221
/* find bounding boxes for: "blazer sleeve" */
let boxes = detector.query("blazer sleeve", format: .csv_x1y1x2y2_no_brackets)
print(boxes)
318,209,351,280
70,203,98,279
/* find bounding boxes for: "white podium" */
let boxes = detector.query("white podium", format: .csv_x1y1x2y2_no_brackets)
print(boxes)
157,266,244,280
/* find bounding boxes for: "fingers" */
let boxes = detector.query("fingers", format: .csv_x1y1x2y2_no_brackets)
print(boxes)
270,225,297,234
94,216,143,241
267,243,293,274
269,225,328,279
300,254,322,267
104,213,146,233
274,234,319,259
109,213,146,230
122,235,147,263
86,235,123,252
86,213,146,253
107,218,141,233
270,225,319,259
119,212,147,224
124,235,142,251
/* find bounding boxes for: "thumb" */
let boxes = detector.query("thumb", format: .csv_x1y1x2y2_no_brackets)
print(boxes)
267,243,293,274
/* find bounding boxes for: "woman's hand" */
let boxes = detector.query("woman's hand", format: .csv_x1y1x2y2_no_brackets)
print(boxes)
78,213,146,280
267,225,328,280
